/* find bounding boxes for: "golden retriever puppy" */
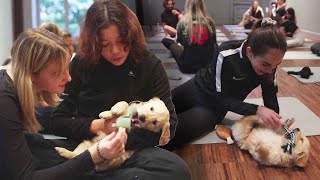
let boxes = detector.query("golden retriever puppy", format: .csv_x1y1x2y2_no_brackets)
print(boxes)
232,115,310,168
55,97,170,171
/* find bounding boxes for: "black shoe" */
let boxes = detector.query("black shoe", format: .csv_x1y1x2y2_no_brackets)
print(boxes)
162,38,175,49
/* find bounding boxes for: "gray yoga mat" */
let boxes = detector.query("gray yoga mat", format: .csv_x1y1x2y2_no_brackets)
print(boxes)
165,69,194,89
192,97,320,144
154,53,176,63
282,67,320,83
283,51,320,60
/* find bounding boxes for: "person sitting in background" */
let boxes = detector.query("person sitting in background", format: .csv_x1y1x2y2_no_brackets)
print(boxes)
239,0,264,29
266,1,278,19
276,0,286,10
162,0,217,74
285,7,297,24
39,22,64,37
161,0,183,37
279,8,305,47
62,31,75,55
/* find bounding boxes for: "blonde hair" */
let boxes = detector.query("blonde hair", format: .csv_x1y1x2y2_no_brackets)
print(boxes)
181,0,215,43
10,28,70,132
39,22,64,37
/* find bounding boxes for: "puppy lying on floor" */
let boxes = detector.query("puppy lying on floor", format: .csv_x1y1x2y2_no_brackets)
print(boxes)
232,115,310,168
55,97,170,171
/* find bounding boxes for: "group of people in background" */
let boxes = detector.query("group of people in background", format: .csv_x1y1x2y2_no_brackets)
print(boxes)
238,0,304,48
1,0,309,179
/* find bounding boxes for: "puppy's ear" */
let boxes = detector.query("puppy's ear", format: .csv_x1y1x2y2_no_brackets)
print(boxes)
294,152,308,168
159,122,170,145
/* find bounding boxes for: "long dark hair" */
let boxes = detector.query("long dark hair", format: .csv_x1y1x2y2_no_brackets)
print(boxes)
286,7,296,23
78,0,147,64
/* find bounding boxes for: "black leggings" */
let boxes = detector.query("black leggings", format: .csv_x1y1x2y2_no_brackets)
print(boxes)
163,80,224,149
26,133,191,180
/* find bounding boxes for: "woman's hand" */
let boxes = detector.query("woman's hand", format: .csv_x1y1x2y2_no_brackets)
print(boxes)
256,106,282,128
89,127,127,165
98,127,127,160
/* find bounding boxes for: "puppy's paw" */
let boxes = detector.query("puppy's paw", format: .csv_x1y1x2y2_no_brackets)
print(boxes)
55,147,76,159
99,111,113,119
111,101,129,116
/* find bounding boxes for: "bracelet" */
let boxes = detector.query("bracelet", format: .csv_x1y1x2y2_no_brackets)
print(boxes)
97,140,108,161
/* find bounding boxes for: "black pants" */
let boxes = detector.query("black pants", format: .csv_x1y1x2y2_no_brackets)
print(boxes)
26,133,191,180
163,79,225,150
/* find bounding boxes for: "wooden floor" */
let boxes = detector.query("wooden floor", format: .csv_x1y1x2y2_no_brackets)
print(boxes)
171,27,320,180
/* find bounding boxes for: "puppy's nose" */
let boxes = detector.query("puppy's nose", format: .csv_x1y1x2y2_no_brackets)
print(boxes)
139,115,145,122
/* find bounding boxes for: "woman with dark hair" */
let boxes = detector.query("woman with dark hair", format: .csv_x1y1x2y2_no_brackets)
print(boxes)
162,0,217,74
285,7,297,24
163,18,287,149
280,8,304,47
50,0,191,179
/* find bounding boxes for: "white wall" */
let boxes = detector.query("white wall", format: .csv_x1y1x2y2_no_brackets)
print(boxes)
0,0,13,65
286,0,320,35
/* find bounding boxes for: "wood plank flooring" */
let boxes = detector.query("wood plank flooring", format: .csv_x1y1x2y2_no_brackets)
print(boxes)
170,27,320,180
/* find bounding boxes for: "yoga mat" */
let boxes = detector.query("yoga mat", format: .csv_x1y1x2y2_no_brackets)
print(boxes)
154,53,176,63
223,25,245,30
282,67,320,83
229,29,251,33
283,51,320,60
148,36,165,42
192,97,320,144
216,32,227,37
217,36,229,42
165,69,194,88
147,43,167,50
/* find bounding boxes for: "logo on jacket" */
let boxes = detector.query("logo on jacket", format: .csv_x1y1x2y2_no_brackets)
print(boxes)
232,76,245,80
128,71,135,78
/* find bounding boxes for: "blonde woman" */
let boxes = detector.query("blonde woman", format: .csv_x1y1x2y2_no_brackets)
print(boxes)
162,0,217,73
239,0,264,29
0,28,128,179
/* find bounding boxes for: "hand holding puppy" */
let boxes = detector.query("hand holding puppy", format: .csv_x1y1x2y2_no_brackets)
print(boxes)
89,127,127,165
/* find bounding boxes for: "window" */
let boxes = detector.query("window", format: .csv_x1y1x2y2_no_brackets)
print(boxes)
38,0,93,36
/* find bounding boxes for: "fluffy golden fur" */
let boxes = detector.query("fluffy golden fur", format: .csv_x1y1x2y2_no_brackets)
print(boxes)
55,97,170,171
232,115,310,168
